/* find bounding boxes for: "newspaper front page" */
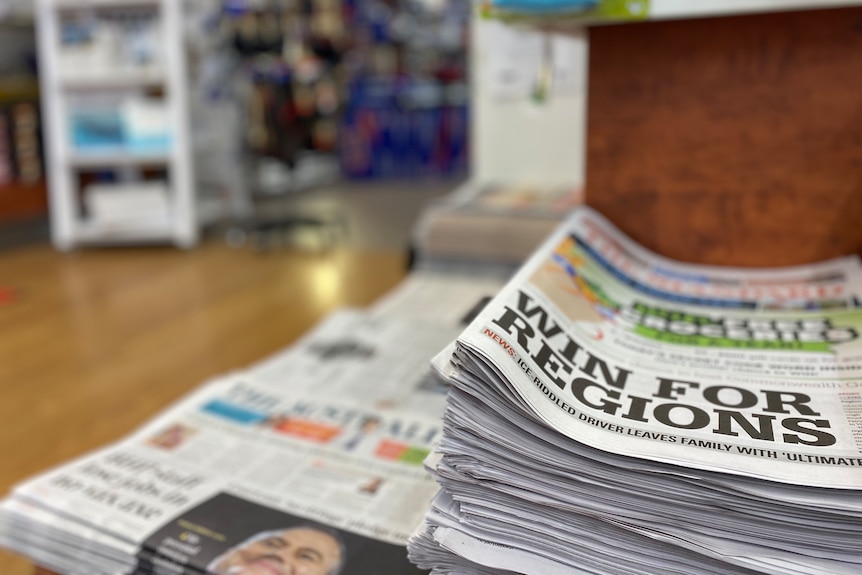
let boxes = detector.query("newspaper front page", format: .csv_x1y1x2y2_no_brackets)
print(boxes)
10,376,440,574
451,208,862,489
518,207,862,382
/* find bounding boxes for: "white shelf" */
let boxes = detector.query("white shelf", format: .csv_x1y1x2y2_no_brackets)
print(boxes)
60,69,166,90
54,0,160,10
39,0,197,250
68,150,171,167
75,215,173,243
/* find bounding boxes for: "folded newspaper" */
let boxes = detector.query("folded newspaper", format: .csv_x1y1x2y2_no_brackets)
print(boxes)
0,304,491,575
408,207,862,575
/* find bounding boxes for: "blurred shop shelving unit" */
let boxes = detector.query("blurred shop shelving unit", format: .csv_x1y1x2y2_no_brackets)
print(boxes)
339,0,470,180
221,0,471,184
222,0,345,194
210,0,349,249
36,0,196,249
205,0,471,250
0,2,47,226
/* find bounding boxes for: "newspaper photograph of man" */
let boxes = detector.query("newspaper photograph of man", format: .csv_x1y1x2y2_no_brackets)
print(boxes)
138,492,426,575
207,525,345,575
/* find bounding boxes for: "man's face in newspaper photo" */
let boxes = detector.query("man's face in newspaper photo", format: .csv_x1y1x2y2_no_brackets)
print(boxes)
208,526,344,575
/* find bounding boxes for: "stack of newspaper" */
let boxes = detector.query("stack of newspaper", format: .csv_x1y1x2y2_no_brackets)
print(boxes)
409,207,862,575
0,269,507,575
413,182,582,269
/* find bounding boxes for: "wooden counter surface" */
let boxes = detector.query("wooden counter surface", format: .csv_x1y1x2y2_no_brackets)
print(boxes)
0,242,407,573
587,6,862,266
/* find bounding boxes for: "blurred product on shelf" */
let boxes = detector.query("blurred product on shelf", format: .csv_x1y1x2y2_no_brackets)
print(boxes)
341,0,470,179
220,0,470,182
57,7,164,84
0,98,42,187
68,97,169,155
340,77,468,179
83,180,169,226
487,0,597,13
222,0,347,173
478,0,648,21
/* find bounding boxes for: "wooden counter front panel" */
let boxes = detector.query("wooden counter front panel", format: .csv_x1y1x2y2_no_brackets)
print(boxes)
586,6,862,266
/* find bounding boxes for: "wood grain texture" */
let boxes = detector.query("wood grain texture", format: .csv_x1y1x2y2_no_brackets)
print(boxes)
586,6,862,266
0,242,407,573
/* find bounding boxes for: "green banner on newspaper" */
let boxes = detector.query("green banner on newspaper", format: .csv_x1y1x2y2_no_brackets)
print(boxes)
633,325,833,353
624,302,855,353
528,226,862,361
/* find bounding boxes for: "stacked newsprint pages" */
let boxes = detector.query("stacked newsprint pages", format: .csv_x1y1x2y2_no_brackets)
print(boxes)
0,293,513,575
409,207,862,575
413,182,582,268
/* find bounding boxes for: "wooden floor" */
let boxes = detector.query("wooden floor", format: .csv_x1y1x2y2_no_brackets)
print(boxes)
0,241,408,573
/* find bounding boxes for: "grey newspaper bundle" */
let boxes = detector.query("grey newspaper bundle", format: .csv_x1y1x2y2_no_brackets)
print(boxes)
408,207,862,575
0,268,506,575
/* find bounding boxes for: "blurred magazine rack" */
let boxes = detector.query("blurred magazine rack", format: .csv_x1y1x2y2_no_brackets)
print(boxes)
219,1,346,251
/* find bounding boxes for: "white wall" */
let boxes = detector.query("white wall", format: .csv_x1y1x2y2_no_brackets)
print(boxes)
471,18,588,188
